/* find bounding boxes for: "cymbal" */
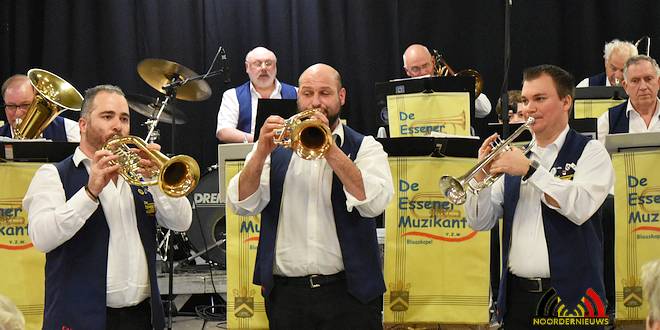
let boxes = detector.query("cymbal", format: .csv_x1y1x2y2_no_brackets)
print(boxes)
126,94,188,124
137,58,212,101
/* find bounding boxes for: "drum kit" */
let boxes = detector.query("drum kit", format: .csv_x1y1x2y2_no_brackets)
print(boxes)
134,57,226,268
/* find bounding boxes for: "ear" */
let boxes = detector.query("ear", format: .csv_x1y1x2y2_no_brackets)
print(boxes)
562,95,573,113
339,87,346,106
245,62,250,73
79,117,87,135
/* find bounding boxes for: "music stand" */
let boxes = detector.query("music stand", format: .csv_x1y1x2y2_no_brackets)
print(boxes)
573,86,627,119
374,75,476,130
253,99,297,140
605,132,660,154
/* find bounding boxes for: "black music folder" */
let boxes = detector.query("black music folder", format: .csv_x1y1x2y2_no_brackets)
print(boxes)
377,137,479,158
0,141,78,162
574,86,627,100
253,99,298,140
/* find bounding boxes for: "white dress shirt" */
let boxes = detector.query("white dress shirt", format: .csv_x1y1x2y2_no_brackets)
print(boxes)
226,124,394,277
465,126,614,278
216,80,297,136
596,98,660,144
24,147,192,307
474,93,492,118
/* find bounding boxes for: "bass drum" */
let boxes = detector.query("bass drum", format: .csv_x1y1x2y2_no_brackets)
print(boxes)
186,165,226,268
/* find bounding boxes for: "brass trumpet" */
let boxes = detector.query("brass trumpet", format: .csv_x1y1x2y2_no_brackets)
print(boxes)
14,69,84,139
102,135,200,197
273,109,332,160
439,117,535,205
433,51,484,97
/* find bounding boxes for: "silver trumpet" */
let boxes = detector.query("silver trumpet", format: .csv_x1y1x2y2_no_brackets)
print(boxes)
439,117,536,205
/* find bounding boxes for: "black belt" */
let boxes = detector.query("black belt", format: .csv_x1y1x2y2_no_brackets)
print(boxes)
274,271,346,289
509,273,551,293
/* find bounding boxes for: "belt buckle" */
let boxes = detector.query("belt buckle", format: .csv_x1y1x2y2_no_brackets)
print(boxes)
529,278,543,293
309,275,320,288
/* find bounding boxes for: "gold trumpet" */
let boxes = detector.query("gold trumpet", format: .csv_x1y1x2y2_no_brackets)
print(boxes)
273,109,333,160
439,117,535,205
433,50,484,97
102,135,200,197
14,69,84,139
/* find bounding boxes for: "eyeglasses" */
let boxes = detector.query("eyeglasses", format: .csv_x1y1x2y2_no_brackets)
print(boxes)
4,103,31,111
405,62,432,75
248,60,275,69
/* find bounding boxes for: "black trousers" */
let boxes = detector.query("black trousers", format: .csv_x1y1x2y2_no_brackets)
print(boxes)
106,299,152,330
264,273,383,330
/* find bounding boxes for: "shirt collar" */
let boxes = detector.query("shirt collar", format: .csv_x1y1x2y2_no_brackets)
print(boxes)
249,79,282,98
531,124,570,154
72,146,90,168
332,122,345,147
625,97,660,119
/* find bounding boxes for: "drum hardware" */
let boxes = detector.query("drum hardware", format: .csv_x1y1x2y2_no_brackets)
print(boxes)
634,35,650,56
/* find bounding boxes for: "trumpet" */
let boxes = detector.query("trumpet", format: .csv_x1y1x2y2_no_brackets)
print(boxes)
433,50,484,97
273,109,332,160
102,135,200,197
439,117,535,205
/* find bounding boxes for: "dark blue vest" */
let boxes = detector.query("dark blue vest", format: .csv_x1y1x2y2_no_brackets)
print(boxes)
607,101,630,134
497,129,605,320
588,72,607,87
254,125,385,303
45,155,165,330
0,116,68,141
235,81,297,133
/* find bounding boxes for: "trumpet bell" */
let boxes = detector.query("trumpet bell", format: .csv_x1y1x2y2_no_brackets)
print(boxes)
103,135,200,197
15,69,83,139
439,176,467,205
274,109,333,160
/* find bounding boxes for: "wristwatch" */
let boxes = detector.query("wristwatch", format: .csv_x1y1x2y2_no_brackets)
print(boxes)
522,159,539,181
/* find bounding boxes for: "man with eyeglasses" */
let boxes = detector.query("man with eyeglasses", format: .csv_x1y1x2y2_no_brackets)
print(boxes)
1,74,80,141
216,47,297,143
402,43,492,118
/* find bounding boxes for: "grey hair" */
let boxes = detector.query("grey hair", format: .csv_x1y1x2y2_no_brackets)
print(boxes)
641,259,660,322
1,74,30,99
623,55,660,81
603,39,638,61
80,85,125,119
244,46,277,63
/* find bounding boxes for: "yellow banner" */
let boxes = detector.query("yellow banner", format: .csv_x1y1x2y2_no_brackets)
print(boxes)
613,150,660,321
225,161,269,329
387,92,471,137
574,99,625,119
384,157,490,326
0,162,45,330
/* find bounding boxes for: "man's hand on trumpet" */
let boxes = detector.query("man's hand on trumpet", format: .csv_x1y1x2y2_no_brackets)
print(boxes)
476,133,531,182
135,143,161,179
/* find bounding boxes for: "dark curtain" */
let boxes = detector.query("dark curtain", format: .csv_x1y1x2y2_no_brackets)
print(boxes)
1,0,659,169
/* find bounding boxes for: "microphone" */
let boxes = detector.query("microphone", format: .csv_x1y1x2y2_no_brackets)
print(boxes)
220,47,231,83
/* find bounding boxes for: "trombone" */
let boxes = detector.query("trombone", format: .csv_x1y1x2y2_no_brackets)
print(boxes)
439,117,535,205
433,50,484,97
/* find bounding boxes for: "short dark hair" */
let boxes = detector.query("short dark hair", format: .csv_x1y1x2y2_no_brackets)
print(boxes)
80,85,125,119
522,64,575,100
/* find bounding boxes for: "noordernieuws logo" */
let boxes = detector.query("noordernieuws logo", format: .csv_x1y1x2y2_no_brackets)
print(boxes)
531,288,610,327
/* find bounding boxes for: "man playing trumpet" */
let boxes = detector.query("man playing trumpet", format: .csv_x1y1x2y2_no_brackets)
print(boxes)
227,63,393,329
23,85,192,330
464,65,614,328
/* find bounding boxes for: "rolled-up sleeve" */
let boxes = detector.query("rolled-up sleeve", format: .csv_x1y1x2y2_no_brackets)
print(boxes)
344,136,394,218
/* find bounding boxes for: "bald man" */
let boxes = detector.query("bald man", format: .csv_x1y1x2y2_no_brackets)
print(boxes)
403,44,492,118
227,63,393,329
216,46,298,143
1,74,80,141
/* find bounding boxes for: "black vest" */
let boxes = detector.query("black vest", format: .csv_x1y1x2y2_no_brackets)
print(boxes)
44,155,165,329
588,72,607,87
497,129,605,320
254,126,385,303
607,101,630,134
0,116,68,141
